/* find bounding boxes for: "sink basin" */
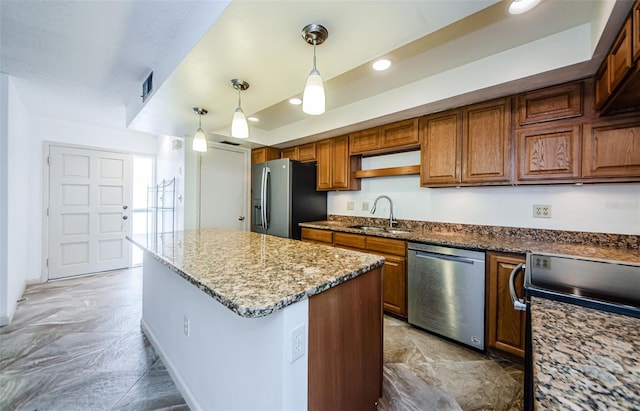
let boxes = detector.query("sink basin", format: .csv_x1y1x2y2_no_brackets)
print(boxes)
386,229,411,235
349,225,411,235
350,225,386,232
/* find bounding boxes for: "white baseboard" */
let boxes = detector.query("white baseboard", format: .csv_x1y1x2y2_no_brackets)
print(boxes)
139,318,202,411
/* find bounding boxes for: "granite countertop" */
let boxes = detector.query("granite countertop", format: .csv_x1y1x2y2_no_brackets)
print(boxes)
299,220,640,264
531,297,640,409
128,228,385,318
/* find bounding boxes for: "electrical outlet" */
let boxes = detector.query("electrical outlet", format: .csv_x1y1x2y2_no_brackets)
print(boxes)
183,316,190,337
346,201,354,210
290,324,306,363
362,201,370,211
532,255,551,270
533,204,552,218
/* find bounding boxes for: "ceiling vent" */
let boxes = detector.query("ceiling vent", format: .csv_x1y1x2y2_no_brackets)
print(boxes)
219,140,240,146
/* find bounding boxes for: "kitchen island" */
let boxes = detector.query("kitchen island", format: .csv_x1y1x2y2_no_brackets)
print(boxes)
128,228,385,411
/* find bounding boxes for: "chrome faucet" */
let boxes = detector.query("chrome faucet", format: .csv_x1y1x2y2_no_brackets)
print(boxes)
370,195,398,227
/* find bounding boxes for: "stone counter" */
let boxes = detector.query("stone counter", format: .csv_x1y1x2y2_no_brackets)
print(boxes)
530,297,640,410
299,220,640,264
128,228,384,318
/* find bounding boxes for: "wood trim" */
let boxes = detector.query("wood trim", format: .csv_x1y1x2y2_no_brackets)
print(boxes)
353,165,420,178
634,0,640,61
308,267,383,410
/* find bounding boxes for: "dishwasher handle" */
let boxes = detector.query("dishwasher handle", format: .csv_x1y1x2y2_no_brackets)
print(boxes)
509,263,527,312
413,250,479,265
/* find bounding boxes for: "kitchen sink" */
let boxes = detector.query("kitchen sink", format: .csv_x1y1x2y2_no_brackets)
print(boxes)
386,229,411,235
350,225,386,232
349,225,411,235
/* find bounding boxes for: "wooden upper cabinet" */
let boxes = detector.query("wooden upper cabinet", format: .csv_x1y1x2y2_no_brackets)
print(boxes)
251,147,280,164
297,142,317,162
316,139,332,190
420,110,462,186
281,143,316,162
462,98,513,184
516,82,583,126
280,147,298,160
349,128,380,154
634,0,640,61
595,62,610,109
516,124,581,182
316,136,361,191
380,119,419,149
583,119,640,178
609,18,633,93
349,119,419,155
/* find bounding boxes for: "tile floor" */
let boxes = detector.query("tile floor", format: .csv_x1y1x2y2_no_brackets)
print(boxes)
0,267,523,411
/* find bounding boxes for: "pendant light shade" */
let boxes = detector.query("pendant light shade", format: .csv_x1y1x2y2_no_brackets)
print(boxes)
301,24,328,116
192,108,208,152
303,68,325,115
230,79,250,138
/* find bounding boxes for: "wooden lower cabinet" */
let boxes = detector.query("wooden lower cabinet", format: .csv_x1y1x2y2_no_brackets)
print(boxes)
301,227,333,245
486,252,526,359
302,228,407,318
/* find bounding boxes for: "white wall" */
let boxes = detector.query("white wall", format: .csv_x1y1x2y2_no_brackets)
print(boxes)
141,254,307,410
0,74,30,324
156,136,185,232
0,75,10,324
328,151,640,235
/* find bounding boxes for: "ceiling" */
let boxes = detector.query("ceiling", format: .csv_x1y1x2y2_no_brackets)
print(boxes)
0,0,632,148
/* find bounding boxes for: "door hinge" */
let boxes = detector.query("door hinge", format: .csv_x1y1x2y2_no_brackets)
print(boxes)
46,207,49,216
46,258,49,267
47,156,50,165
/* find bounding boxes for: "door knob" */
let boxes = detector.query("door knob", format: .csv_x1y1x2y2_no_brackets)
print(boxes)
123,205,128,210
238,216,245,221
122,215,128,220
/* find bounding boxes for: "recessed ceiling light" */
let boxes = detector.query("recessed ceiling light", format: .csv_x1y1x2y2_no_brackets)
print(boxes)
247,116,259,123
372,59,392,71
289,97,302,105
508,0,542,15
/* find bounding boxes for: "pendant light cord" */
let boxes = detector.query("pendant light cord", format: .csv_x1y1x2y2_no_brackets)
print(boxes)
312,40,317,70
237,88,242,109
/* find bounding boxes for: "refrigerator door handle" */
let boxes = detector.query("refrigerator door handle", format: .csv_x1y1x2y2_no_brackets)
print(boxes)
509,263,527,311
261,167,271,230
260,167,266,229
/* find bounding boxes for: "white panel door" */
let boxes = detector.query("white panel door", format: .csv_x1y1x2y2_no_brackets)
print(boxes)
49,146,131,279
199,145,248,230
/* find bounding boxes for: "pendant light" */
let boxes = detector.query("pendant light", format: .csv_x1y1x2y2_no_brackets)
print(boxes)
230,79,250,138
301,24,328,115
192,107,208,152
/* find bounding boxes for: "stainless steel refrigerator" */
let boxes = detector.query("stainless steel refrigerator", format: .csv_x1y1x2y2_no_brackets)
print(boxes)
251,158,327,240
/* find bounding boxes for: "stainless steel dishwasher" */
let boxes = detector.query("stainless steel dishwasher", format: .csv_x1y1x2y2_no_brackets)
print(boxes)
408,243,485,350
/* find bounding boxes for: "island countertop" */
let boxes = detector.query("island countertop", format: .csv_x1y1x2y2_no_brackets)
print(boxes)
128,228,385,318
531,297,640,409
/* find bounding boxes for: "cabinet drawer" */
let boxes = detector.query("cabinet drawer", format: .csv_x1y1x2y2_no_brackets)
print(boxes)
516,82,583,126
366,236,406,257
334,232,367,249
301,228,333,245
